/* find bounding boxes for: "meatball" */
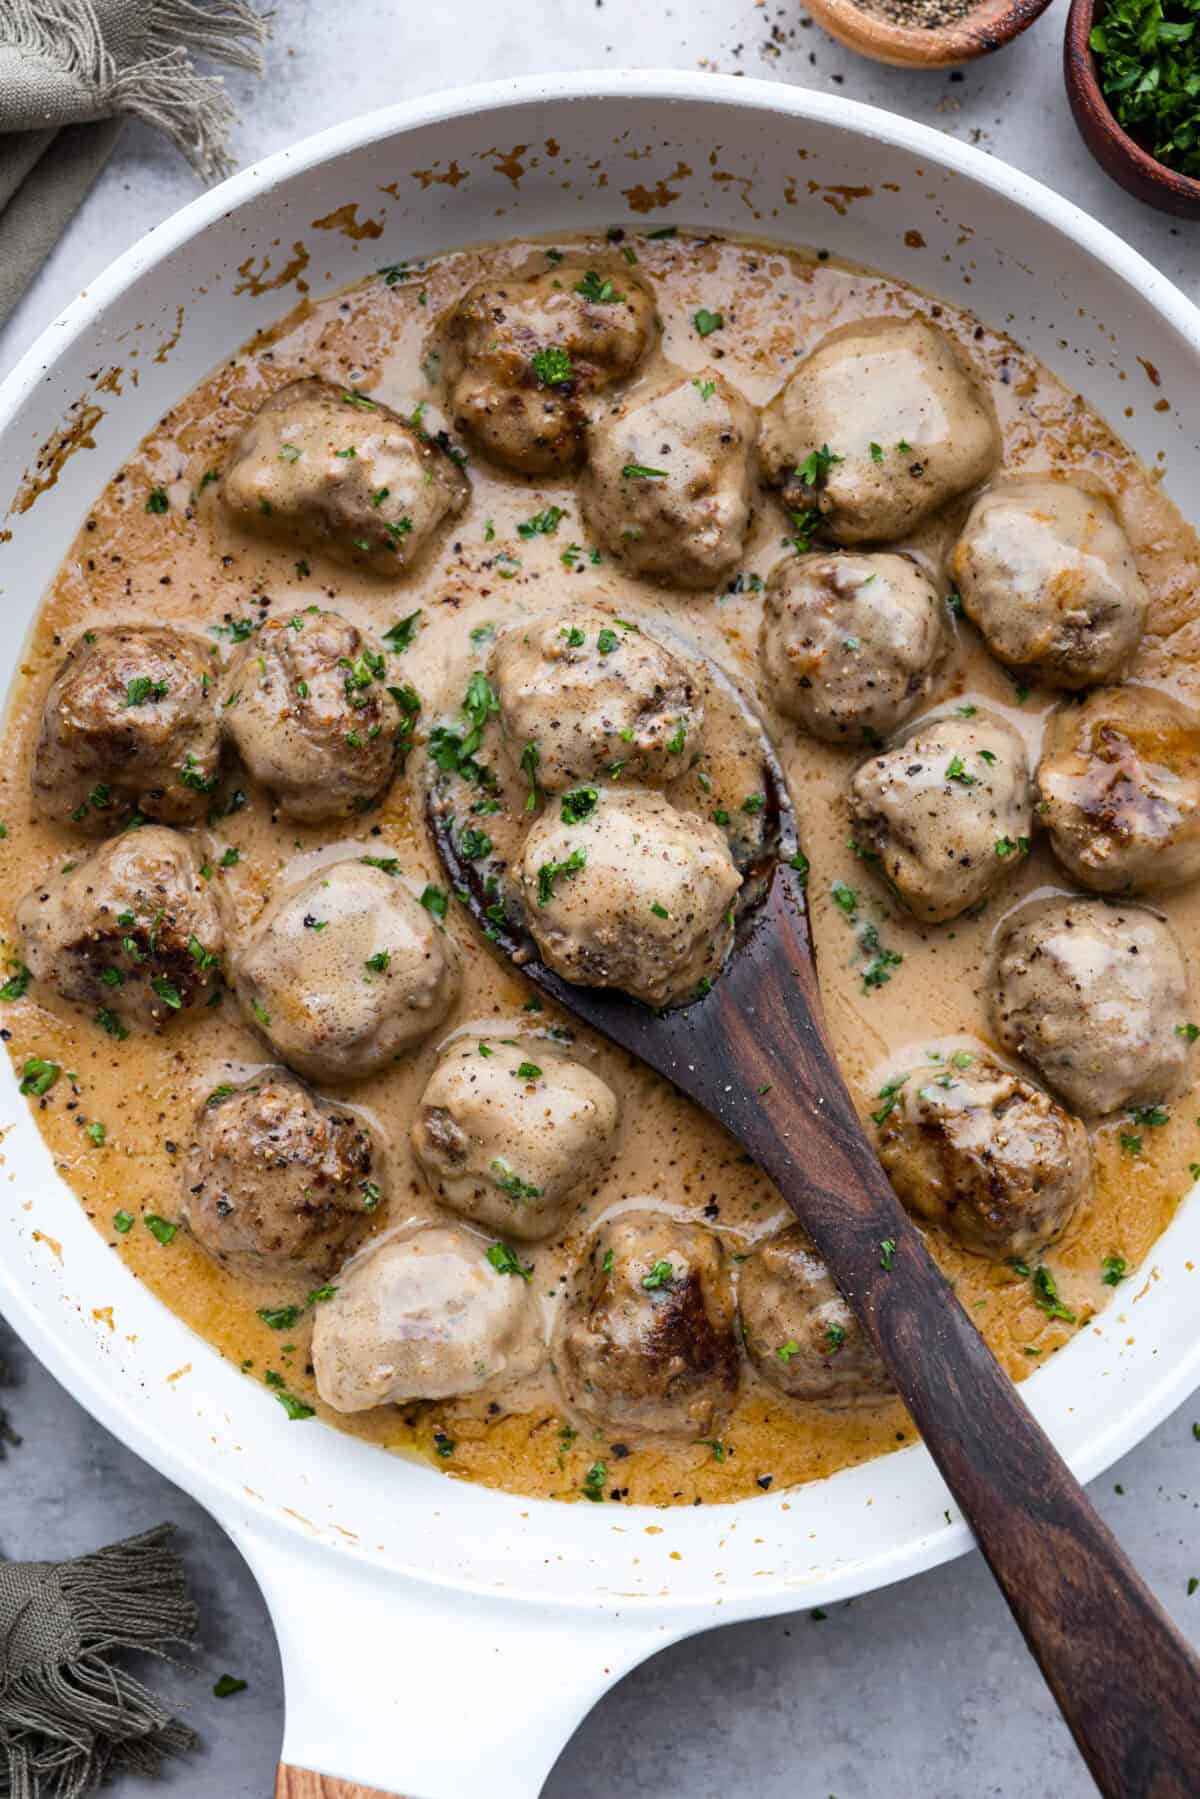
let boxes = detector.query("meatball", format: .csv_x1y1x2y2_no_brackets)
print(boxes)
221,378,468,574
555,1210,740,1439
32,625,220,831
989,897,1192,1116
220,611,401,822
759,319,998,545
412,1035,619,1240
738,1226,891,1406
876,1048,1089,1260
518,788,741,1008
312,1224,542,1412
442,264,657,474
579,366,757,588
491,608,702,791
951,479,1147,689
181,1070,381,1277
233,858,459,1082
16,826,222,1030
760,552,947,744
848,710,1032,923
1037,687,1200,894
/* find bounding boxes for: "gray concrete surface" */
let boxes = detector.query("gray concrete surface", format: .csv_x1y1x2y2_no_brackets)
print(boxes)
2,3,1198,1794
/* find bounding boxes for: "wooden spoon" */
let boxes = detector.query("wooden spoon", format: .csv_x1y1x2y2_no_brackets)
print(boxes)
429,739,1200,1797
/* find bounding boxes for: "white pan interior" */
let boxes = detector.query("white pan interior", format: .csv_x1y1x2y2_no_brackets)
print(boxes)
2,73,1199,1798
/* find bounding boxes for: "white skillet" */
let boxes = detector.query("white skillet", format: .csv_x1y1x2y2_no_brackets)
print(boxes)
1,72,1199,1799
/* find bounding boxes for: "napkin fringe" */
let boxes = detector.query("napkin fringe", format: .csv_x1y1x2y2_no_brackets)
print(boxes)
0,1526,198,1799
5,0,268,181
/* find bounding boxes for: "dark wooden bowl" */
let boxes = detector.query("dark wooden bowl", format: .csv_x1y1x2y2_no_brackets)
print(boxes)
804,0,1053,69
1065,0,1200,217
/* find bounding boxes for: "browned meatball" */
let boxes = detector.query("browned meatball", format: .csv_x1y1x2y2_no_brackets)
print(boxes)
442,264,657,474
181,1069,381,1277
1037,687,1200,894
875,1048,1089,1260
16,826,223,1032
738,1226,891,1406
221,378,468,575
32,626,220,831
555,1209,740,1440
220,611,404,822
579,366,757,588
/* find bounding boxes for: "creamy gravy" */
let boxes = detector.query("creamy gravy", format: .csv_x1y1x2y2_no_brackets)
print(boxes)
5,229,1200,1508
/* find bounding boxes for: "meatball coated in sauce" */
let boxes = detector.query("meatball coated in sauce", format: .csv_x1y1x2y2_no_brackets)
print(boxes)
519,788,741,1008
442,264,657,474
33,626,220,831
221,378,468,574
760,552,947,744
1037,687,1200,894
579,366,757,588
412,1035,619,1240
233,858,459,1082
16,826,222,1030
848,710,1033,923
220,612,401,823
989,897,1192,1116
738,1227,891,1406
759,319,998,545
181,1070,381,1278
312,1224,542,1413
491,608,702,792
951,479,1147,689
556,1210,740,1439
876,1049,1089,1260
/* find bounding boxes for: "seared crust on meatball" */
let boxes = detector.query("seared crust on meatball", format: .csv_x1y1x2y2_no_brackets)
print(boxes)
848,710,1033,923
761,552,947,744
989,896,1192,1116
519,787,742,1008
16,825,222,1030
579,366,757,588
738,1226,891,1405
312,1223,542,1412
181,1069,381,1277
412,1035,619,1240
759,319,998,545
233,858,459,1082
876,1048,1089,1259
951,479,1147,689
491,608,702,791
442,264,657,474
33,626,220,831
220,611,403,822
221,378,468,574
1037,687,1200,894
556,1209,740,1439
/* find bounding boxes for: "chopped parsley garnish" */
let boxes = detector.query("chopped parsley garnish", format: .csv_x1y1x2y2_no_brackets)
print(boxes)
1090,0,1200,181
275,1391,315,1421
0,963,30,1001
693,378,716,401
831,880,858,914
152,976,183,1011
515,1061,542,1081
125,676,169,707
650,901,669,919
420,884,449,920
776,1340,800,1363
796,444,844,488
596,627,619,655
458,826,492,861
95,1007,128,1040
1177,1022,1200,1042
582,1460,608,1501
641,1260,674,1291
1101,1255,1128,1287
213,1675,248,1698
144,1215,177,1246
536,844,587,907
879,1238,897,1272
621,463,669,479
518,504,567,539
145,487,169,514
487,1241,533,1280
787,508,821,554
944,755,975,786
825,1323,846,1354
490,1159,543,1201
666,724,688,756
575,271,623,303
113,1209,134,1233
383,610,422,652
693,308,724,337
19,1057,60,1097
364,950,391,975
1032,1264,1076,1322
561,786,598,825
531,346,574,384
258,1305,302,1330
871,1074,909,1126
869,442,884,463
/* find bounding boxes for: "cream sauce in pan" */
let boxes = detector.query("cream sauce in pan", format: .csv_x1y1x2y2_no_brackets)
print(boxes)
4,230,1200,1506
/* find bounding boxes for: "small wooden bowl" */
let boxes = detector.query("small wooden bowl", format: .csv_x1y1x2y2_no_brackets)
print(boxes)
803,0,1054,68
1065,0,1200,217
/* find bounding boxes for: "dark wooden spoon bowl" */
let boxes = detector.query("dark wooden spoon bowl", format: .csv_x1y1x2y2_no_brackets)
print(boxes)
1065,0,1200,218
431,779,1200,1797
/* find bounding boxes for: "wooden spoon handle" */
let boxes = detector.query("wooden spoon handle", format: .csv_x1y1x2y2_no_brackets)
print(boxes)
275,1764,399,1798
693,876,1200,1796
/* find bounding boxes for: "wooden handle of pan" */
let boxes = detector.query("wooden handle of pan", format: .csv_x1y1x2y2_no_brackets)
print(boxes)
275,1764,401,1798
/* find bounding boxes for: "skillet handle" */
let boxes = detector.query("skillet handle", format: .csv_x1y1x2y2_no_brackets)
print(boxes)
276,1770,395,1798
696,869,1200,1797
